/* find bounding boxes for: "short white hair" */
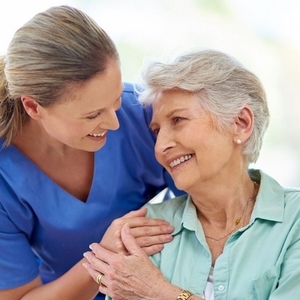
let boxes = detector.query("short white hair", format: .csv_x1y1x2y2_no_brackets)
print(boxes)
137,49,269,164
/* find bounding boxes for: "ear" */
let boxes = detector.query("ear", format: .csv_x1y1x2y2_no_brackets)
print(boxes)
20,95,42,120
233,105,254,143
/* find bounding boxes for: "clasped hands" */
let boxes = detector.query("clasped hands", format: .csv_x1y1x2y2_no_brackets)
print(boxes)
83,207,176,300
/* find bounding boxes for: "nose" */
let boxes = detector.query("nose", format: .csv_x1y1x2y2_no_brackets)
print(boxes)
98,109,120,130
155,128,176,155
103,109,120,131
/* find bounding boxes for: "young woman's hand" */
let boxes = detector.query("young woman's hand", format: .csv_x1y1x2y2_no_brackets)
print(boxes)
100,207,174,255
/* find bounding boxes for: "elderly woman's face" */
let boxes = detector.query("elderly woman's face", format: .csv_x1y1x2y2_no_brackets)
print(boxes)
150,90,236,192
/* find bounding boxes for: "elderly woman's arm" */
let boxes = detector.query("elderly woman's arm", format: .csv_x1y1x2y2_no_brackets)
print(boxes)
83,223,203,300
267,234,300,299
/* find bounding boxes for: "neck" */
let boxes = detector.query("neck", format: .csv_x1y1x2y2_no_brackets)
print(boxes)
194,178,258,229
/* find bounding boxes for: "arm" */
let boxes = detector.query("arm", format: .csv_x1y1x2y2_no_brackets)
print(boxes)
83,224,203,300
269,233,300,299
0,259,99,300
0,208,173,300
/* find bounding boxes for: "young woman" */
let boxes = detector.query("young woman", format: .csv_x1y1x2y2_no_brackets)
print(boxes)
0,6,181,300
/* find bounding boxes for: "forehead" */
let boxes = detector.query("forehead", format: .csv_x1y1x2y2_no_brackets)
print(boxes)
53,59,123,113
68,59,122,101
152,90,200,113
149,90,207,129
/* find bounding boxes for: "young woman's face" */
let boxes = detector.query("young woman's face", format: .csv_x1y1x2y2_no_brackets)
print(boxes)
37,59,123,152
150,89,237,192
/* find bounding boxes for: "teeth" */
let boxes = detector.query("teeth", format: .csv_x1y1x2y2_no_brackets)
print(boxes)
169,155,193,167
88,131,106,137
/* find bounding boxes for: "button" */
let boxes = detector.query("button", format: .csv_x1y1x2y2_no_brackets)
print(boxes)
218,285,225,291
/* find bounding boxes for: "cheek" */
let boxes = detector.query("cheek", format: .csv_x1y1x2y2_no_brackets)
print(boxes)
42,117,85,138
154,151,164,166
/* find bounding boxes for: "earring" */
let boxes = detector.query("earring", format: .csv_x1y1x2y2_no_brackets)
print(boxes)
236,139,242,144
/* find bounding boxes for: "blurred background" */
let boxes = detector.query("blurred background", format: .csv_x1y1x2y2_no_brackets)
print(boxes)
1,0,300,187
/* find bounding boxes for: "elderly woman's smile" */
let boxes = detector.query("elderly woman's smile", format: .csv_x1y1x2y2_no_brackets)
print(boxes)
151,89,236,192
169,154,194,168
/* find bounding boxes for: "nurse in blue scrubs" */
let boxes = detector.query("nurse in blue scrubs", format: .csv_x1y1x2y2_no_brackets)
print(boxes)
0,5,181,300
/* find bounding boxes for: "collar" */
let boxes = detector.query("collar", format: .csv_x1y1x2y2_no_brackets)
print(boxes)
249,169,285,223
173,169,286,236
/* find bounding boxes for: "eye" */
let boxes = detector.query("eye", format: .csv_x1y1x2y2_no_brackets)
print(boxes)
151,128,160,136
173,117,183,124
86,112,101,120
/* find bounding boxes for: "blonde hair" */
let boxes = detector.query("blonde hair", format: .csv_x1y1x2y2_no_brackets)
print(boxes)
0,5,119,145
137,49,269,164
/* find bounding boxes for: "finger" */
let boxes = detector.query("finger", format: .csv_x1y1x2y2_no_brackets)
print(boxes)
129,223,174,238
122,207,148,218
85,249,113,273
82,261,102,284
140,244,165,256
134,233,173,248
98,283,110,298
119,216,172,229
121,223,147,257
89,243,120,266
111,229,129,255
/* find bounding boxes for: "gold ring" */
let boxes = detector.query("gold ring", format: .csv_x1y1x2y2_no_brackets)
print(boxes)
96,273,103,285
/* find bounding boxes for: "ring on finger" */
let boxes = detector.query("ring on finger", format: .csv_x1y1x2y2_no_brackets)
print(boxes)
96,273,104,285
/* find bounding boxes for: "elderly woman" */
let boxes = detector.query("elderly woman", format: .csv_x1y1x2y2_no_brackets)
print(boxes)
83,49,300,299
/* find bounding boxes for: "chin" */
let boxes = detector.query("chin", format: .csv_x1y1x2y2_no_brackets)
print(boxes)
173,181,187,192
92,143,106,152
173,176,195,192
80,142,106,152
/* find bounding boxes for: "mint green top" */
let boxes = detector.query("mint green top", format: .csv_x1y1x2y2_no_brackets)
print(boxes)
145,169,300,300
106,170,300,299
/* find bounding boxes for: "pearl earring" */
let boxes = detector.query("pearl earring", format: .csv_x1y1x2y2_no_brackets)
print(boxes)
236,139,242,144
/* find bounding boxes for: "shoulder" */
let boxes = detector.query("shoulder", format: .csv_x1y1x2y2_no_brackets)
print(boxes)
253,169,300,222
118,82,153,127
121,82,139,105
0,140,15,172
283,186,300,209
258,169,300,202
145,194,188,222
0,139,7,161
122,82,136,94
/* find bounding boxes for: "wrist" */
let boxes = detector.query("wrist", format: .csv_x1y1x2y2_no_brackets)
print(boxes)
154,281,182,300
176,290,193,300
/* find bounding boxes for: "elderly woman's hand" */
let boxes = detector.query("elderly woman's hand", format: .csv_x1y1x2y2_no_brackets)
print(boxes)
100,207,174,256
84,223,182,300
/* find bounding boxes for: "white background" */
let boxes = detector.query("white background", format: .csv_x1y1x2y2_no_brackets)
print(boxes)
2,0,300,187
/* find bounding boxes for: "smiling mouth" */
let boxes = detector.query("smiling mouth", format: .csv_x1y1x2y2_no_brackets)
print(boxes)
169,154,194,168
88,131,106,137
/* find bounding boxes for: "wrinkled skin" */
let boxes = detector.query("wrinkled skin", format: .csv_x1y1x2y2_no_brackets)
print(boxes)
84,223,180,300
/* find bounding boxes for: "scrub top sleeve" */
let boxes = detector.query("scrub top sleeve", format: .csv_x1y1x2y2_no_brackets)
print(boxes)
0,202,39,289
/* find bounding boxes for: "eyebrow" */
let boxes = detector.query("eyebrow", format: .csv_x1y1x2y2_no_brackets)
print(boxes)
149,108,188,127
81,93,122,116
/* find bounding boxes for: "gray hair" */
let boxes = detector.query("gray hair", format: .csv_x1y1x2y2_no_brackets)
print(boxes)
137,49,269,164
0,5,119,145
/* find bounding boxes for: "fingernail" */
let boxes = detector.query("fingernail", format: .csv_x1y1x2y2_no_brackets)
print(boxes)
165,234,173,241
89,244,93,250
124,223,130,233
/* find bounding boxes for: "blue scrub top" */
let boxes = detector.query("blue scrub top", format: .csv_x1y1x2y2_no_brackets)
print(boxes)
0,82,182,299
